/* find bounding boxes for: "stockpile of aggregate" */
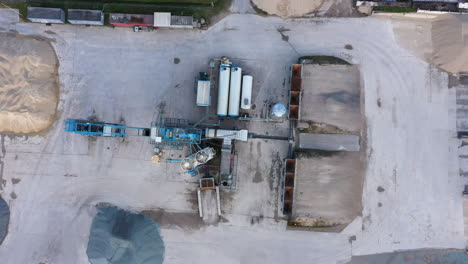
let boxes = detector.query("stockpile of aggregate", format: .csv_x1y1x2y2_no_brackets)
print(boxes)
87,206,164,264
0,33,58,133
0,197,9,245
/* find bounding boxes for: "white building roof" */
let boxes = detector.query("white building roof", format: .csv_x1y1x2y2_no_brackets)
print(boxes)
196,80,210,106
205,128,248,143
154,12,171,27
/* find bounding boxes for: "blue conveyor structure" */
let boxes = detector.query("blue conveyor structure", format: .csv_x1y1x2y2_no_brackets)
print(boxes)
64,119,151,137
64,119,202,149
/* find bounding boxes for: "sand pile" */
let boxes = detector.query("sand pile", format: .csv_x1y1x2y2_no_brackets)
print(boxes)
252,0,325,17
87,206,165,264
392,14,468,74
431,14,468,74
0,33,58,134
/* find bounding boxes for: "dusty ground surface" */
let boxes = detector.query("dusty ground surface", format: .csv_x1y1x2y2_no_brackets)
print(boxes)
0,33,58,133
300,64,361,133
252,0,357,17
346,248,468,263
0,7,464,264
293,151,364,231
252,0,326,18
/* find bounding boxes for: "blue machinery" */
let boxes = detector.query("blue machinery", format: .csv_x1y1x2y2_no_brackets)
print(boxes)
64,119,150,137
149,118,202,149
64,100,207,175
64,118,210,176
63,58,249,183
65,118,202,149
65,116,245,184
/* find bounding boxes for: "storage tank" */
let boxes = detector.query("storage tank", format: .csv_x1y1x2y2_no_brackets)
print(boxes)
240,75,253,110
195,147,216,163
217,64,231,116
181,157,196,171
271,103,287,120
228,66,242,117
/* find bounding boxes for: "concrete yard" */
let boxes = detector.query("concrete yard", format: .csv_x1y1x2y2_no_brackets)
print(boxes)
300,64,362,133
293,151,364,231
0,6,465,264
293,61,364,232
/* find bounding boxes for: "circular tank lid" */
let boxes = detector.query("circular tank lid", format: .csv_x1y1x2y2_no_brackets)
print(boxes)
271,103,287,119
181,158,195,171
195,152,208,163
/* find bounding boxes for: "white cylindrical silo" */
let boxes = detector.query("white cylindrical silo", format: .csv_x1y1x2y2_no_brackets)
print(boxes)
240,75,253,110
217,64,231,116
228,66,242,117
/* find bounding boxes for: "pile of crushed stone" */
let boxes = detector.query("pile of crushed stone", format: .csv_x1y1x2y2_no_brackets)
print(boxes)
87,206,165,264
0,197,9,245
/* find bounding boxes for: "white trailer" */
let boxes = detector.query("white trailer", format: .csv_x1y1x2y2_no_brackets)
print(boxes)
217,64,231,116
228,66,242,117
196,80,210,106
241,75,253,110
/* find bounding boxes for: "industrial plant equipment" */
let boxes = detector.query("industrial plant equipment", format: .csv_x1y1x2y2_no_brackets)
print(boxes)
196,72,210,107
271,103,287,120
64,119,150,137
65,57,256,181
205,128,248,143
180,147,216,174
228,66,242,117
217,63,231,116
240,75,253,110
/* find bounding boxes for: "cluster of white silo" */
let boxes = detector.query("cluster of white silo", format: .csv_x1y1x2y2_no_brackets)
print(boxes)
216,61,253,117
